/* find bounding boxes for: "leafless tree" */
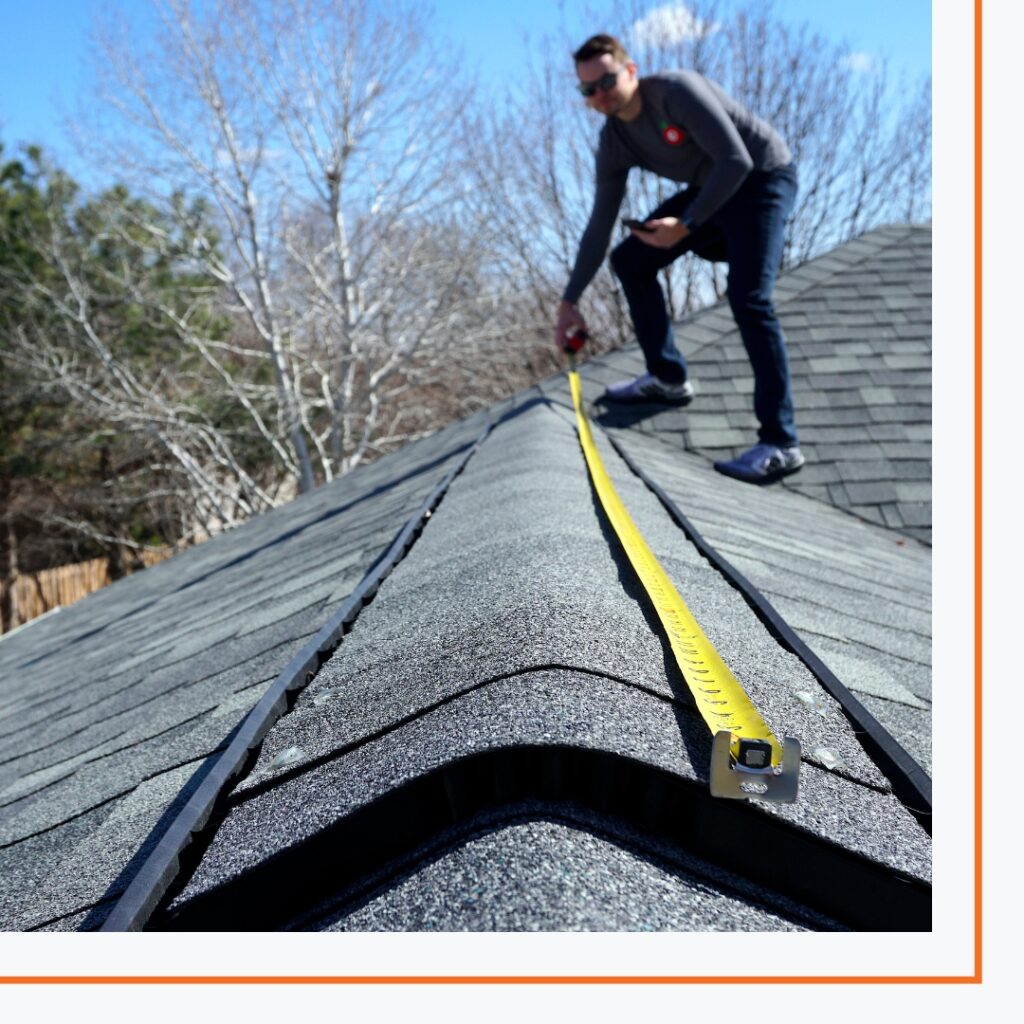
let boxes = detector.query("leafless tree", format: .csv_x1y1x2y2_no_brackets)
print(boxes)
73,0,497,501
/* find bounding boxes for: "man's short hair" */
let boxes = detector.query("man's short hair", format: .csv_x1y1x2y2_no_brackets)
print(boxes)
572,34,631,65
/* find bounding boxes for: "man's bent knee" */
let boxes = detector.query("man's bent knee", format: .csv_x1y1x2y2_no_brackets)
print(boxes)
610,238,654,281
610,241,631,279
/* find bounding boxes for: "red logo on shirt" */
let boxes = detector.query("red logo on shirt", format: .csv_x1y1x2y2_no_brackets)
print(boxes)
661,123,686,145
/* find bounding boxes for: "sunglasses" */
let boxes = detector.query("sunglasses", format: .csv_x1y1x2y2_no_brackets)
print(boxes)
577,67,624,98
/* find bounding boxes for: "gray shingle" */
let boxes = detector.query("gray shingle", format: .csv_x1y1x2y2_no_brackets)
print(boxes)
896,503,933,528
845,482,900,504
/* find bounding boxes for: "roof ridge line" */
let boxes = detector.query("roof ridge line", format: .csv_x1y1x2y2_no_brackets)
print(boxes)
95,410,501,932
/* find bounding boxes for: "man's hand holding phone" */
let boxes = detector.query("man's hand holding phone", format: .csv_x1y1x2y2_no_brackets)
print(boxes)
622,218,655,233
625,216,689,249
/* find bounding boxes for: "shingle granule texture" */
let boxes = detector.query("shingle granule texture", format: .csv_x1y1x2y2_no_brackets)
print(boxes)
168,400,929,929
301,807,847,932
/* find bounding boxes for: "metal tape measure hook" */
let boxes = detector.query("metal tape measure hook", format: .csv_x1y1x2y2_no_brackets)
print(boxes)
710,731,801,802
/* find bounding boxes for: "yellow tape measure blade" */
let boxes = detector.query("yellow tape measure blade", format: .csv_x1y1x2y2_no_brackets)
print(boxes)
566,370,800,802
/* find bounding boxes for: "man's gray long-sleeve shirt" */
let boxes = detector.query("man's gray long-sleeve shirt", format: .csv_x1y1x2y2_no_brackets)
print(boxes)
563,71,792,305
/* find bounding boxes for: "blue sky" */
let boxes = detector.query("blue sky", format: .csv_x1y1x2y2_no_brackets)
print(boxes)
1,0,932,173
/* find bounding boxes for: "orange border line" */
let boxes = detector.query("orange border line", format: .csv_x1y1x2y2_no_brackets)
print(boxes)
1,0,983,987
973,0,984,987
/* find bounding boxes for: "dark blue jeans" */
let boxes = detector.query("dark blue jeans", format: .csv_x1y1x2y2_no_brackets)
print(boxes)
610,164,799,447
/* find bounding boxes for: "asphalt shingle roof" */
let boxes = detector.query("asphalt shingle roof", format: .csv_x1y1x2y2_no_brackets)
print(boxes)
158,397,928,931
0,224,932,937
0,407,492,930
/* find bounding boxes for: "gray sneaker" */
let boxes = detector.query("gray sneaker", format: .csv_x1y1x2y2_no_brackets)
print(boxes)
713,443,805,483
603,373,694,404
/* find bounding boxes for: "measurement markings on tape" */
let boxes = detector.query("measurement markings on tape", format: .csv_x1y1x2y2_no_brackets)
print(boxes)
567,362,800,802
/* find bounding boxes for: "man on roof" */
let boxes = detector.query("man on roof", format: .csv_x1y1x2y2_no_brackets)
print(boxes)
554,33,803,484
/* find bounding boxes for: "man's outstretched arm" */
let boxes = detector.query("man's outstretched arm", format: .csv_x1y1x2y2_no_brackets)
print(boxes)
555,169,628,349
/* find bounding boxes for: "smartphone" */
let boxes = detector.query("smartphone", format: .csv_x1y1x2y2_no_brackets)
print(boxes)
622,218,655,232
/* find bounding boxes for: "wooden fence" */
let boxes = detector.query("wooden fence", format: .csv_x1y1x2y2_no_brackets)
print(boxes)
1,549,172,634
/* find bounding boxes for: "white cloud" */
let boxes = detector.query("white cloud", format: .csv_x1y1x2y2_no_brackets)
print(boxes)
630,4,719,49
843,51,877,73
